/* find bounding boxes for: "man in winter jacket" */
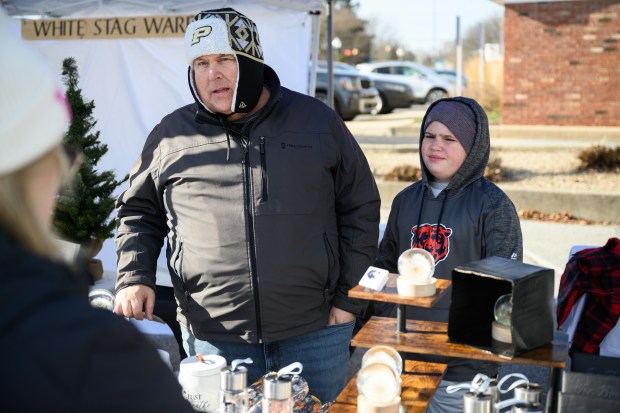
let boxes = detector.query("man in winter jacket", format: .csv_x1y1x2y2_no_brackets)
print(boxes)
375,97,523,412
114,8,380,402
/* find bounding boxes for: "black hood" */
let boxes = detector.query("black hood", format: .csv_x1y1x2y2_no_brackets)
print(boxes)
418,96,490,195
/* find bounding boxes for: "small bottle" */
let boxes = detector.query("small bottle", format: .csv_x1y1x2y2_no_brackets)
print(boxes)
262,373,293,413
220,358,252,413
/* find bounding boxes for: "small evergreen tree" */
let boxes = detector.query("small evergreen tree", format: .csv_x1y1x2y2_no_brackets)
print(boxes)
53,57,128,247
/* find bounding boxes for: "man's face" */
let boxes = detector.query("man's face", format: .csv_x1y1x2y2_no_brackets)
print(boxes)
193,54,238,114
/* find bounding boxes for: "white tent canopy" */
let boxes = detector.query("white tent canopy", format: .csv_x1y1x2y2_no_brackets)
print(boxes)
3,0,322,277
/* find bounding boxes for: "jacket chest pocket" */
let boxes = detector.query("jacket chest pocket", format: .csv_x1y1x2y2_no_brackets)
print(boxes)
254,135,323,216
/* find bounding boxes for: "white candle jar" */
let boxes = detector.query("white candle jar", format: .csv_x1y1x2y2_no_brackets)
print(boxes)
356,362,401,406
178,354,227,413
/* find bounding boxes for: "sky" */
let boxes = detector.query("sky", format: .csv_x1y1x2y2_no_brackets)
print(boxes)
356,0,504,55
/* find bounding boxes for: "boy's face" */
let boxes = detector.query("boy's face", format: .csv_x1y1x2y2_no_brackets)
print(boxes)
421,121,468,182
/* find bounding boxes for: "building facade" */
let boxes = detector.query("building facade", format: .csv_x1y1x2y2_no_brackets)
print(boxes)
503,0,620,126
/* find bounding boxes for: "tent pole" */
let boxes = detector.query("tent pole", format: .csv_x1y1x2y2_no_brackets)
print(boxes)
326,0,334,109
308,10,321,97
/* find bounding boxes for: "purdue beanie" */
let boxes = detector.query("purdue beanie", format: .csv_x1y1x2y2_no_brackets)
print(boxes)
423,100,477,154
0,10,71,175
185,8,264,114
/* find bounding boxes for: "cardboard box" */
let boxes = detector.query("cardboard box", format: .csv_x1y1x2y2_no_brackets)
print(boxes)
448,256,555,358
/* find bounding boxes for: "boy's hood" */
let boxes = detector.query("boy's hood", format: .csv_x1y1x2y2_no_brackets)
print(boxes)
418,96,490,194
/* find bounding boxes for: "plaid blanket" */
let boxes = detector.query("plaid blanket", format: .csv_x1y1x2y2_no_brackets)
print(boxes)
557,237,620,354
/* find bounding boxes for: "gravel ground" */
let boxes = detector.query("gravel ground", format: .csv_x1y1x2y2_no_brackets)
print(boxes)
363,146,620,194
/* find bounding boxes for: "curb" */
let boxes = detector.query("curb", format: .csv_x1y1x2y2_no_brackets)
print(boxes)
349,123,620,143
376,180,620,225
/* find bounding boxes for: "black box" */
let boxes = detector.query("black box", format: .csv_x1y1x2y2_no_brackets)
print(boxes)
448,256,555,358
571,352,620,377
561,370,620,400
557,392,620,412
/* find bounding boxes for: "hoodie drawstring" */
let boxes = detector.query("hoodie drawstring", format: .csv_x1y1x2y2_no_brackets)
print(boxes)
217,115,232,161
413,189,426,247
434,190,449,245
413,187,449,251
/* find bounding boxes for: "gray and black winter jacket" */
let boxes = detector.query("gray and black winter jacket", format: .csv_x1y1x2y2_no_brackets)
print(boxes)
376,96,523,381
115,65,380,344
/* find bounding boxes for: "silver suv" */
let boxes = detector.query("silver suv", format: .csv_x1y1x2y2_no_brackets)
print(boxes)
356,60,454,104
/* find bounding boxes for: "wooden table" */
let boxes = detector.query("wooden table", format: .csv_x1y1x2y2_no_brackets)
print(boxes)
349,274,451,333
345,274,569,413
352,317,567,369
329,360,447,413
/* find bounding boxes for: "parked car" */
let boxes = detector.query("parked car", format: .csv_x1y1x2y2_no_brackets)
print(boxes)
312,61,381,121
329,61,415,114
356,60,454,104
434,69,469,87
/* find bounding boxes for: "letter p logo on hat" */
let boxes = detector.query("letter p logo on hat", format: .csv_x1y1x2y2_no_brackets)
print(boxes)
191,26,212,45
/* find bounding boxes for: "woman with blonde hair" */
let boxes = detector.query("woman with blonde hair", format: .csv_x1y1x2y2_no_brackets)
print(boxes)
0,11,194,412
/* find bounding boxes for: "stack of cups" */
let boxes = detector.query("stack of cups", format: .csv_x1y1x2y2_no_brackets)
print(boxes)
356,346,402,413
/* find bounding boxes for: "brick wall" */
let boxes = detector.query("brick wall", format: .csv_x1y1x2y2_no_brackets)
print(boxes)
503,0,620,126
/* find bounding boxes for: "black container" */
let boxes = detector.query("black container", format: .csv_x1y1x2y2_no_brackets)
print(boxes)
448,256,554,358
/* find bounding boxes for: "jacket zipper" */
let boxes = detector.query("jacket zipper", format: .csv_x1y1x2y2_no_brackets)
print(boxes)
259,136,268,202
175,238,191,313
323,233,335,305
241,140,264,342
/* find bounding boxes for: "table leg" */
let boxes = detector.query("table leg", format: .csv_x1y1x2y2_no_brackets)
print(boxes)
545,366,561,413
396,304,407,333
393,305,408,374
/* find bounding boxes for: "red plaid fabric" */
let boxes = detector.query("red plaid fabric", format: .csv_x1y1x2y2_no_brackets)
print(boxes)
557,237,620,354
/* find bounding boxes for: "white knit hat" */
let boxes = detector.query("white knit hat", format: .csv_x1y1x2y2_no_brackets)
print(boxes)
0,11,71,175
184,8,264,114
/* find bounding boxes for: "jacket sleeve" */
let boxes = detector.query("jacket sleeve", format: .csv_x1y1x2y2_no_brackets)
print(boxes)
82,317,195,413
482,193,524,262
115,127,167,293
330,116,381,316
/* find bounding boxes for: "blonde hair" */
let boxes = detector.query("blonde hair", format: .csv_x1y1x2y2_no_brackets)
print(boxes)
0,145,70,259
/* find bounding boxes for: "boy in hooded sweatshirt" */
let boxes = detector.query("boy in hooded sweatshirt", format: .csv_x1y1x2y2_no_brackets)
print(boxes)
375,97,523,412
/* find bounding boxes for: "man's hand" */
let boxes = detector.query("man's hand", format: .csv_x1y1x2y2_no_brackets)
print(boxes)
328,306,355,325
114,285,155,321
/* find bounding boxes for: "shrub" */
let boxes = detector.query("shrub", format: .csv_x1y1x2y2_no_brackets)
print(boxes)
577,145,620,172
484,155,506,183
383,154,507,183
384,165,422,181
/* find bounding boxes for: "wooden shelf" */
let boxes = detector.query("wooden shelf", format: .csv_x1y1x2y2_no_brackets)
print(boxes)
330,360,447,413
352,317,568,369
349,273,451,307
